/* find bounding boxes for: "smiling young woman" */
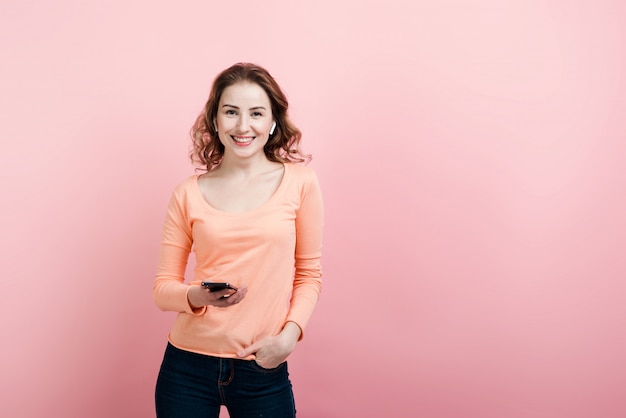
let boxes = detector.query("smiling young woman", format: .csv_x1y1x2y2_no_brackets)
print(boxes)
153,63,323,418
190,63,308,171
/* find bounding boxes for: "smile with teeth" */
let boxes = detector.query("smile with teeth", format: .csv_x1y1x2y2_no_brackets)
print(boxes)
232,136,255,145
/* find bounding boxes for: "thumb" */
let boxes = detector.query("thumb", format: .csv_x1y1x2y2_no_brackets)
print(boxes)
237,342,259,358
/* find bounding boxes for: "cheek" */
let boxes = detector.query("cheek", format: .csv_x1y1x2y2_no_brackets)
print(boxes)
259,121,273,133
216,116,228,131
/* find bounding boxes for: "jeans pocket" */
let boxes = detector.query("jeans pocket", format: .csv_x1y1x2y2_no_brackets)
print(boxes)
249,359,287,374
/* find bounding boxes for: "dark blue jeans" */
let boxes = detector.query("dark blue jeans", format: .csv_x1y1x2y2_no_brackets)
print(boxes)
155,342,296,417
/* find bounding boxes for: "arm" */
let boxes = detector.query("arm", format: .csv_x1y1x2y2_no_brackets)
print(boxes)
285,169,324,338
152,187,204,315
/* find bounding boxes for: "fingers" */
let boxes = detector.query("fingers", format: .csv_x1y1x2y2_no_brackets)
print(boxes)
238,341,259,358
250,346,284,369
210,285,247,307
237,334,291,368
212,288,237,299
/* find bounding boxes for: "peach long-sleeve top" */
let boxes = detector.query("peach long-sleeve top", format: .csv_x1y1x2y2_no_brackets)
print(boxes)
153,163,323,358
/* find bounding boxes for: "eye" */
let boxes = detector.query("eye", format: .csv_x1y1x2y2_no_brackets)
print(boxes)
225,109,237,116
251,111,263,118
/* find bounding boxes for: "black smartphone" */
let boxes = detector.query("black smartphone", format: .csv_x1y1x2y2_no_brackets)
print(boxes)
201,281,237,292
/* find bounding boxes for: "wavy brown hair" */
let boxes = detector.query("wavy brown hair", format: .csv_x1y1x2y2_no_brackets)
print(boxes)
190,63,309,171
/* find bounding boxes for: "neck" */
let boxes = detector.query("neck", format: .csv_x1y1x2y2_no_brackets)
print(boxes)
217,154,278,177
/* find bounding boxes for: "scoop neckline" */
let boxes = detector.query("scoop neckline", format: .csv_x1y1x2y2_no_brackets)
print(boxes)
193,163,288,216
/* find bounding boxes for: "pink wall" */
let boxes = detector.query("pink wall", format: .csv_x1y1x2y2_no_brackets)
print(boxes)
2,1,625,417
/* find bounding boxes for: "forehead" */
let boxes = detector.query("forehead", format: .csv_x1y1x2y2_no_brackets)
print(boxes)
219,82,271,107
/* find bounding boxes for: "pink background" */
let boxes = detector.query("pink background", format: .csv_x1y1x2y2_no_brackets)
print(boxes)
1,0,625,417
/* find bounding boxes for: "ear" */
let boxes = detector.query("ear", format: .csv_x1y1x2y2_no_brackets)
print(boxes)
269,121,277,135
213,119,218,132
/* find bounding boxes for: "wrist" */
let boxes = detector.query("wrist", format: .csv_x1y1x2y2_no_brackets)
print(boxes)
187,286,201,309
281,321,302,343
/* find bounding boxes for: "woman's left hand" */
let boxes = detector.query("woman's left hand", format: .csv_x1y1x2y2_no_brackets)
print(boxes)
237,322,302,369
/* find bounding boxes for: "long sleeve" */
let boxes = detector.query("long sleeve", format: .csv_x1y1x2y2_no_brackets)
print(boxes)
153,185,205,315
285,169,324,337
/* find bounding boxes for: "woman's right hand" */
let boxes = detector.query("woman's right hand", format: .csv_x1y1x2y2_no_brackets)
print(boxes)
187,284,248,309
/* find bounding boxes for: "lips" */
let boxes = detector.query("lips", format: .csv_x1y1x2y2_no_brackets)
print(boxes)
232,136,254,146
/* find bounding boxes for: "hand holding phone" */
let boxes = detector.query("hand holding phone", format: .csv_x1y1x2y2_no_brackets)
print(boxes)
188,281,247,308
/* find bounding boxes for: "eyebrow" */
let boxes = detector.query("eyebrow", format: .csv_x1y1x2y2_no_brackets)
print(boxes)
222,104,267,110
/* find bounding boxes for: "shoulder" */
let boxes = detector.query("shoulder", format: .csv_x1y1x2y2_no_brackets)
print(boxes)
170,175,199,200
285,163,318,184
284,164,322,202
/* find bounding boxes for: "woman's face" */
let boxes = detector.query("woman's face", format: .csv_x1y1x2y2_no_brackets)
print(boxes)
215,81,274,162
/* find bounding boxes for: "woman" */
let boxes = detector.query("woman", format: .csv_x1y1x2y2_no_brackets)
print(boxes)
153,63,323,418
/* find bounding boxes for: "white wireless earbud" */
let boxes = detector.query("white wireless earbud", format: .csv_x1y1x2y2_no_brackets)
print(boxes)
269,121,277,135
213,119,218,132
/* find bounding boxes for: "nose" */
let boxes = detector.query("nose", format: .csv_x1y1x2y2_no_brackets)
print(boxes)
237,115,249,131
